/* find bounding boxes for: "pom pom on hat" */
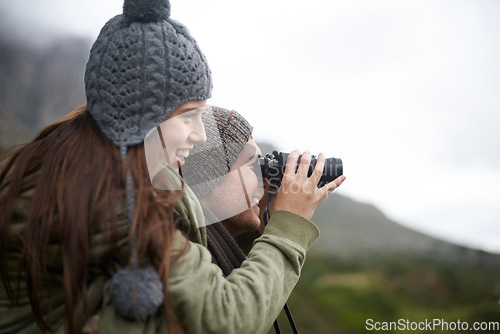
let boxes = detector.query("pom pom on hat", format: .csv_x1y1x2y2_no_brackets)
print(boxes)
109,266,164,320
123,0,171,22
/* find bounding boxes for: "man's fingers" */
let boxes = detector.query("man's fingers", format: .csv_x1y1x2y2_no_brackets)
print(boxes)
296,151,311,177
310,152,325,185
283,150,300,177
320,175,346,197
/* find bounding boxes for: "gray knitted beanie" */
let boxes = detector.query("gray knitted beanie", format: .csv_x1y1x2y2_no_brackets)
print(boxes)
182,106,253,199
84,0,212,320
85,0,212,149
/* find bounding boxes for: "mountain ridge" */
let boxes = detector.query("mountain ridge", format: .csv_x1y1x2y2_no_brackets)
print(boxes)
312,193,500,266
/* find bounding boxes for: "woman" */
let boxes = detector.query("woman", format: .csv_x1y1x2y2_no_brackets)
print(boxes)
0,1,346,334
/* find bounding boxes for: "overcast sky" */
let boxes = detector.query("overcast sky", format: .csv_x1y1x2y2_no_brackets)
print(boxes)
2,0,499,252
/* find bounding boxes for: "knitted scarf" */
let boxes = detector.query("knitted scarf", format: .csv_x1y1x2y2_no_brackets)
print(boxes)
203,206,246,277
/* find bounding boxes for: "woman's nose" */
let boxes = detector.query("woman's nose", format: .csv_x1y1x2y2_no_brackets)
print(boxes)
189,118,207,143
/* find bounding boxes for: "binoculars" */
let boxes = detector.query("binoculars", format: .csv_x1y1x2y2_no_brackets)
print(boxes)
257,151,343,188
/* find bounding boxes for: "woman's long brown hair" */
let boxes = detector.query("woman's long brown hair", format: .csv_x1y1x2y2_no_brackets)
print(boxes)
0,106,184,333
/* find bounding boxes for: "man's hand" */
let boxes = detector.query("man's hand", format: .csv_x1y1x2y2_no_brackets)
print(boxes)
273,150,346,220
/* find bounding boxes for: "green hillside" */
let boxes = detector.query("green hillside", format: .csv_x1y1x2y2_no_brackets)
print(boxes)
274,253,500,334
268,195,500,334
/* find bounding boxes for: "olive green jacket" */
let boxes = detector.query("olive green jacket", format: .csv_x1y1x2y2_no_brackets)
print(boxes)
98,210,318,334
0,166,319,334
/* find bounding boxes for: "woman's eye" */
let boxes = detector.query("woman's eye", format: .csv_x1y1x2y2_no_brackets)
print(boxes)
182,114,194,122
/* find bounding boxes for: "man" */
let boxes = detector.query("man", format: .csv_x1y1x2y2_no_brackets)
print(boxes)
181,106,266,273
201,135,264,236
177,106,345,334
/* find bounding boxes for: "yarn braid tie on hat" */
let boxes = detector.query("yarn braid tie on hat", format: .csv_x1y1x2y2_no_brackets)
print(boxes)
84,0,212,320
